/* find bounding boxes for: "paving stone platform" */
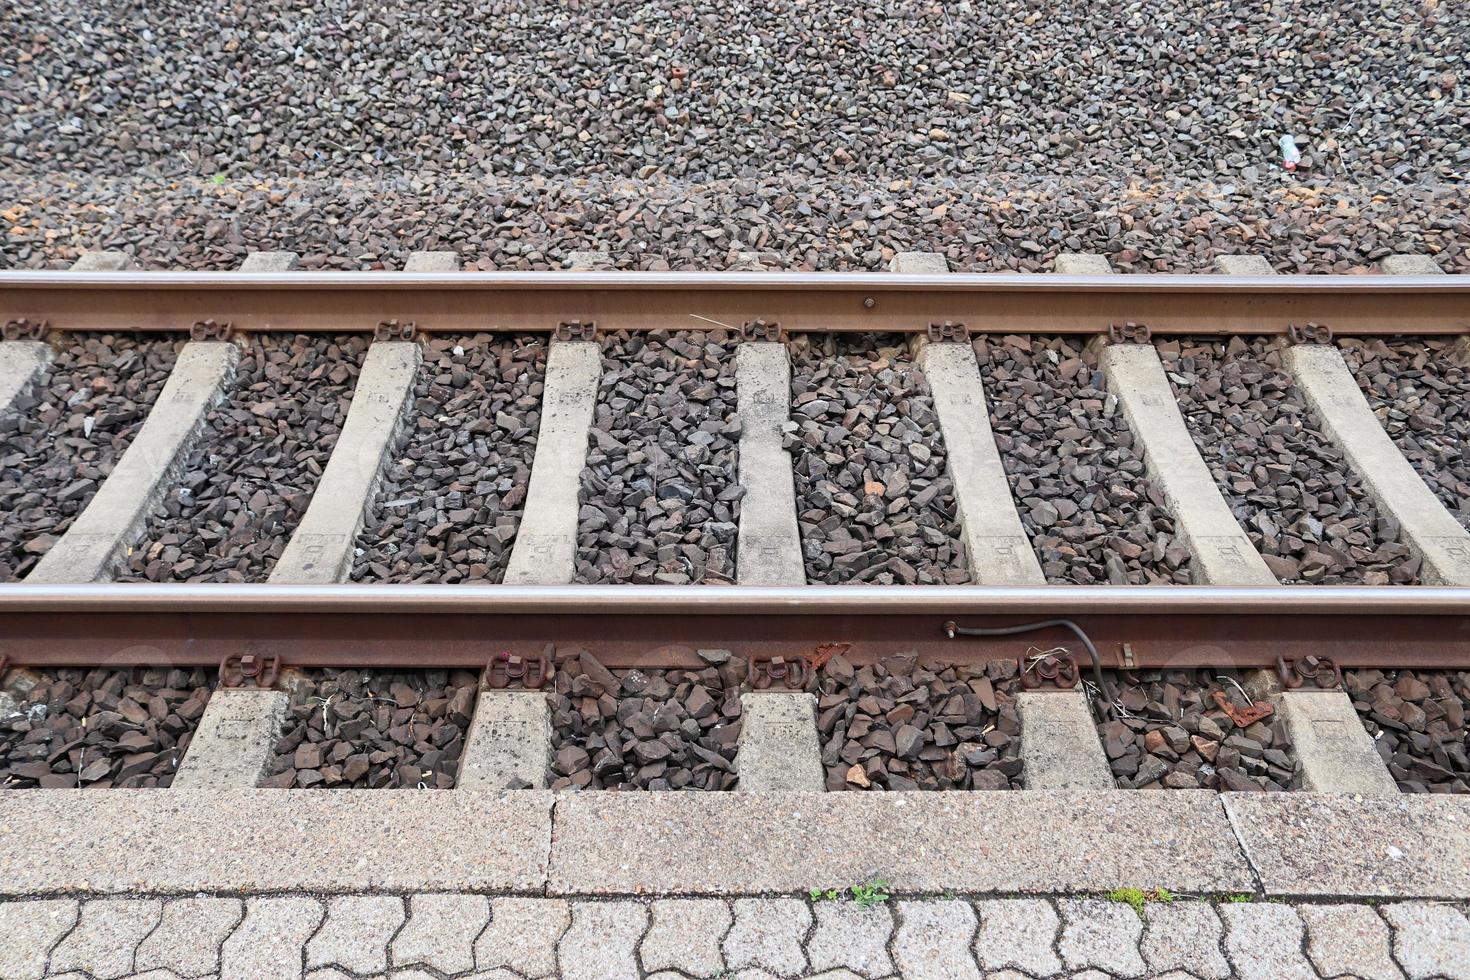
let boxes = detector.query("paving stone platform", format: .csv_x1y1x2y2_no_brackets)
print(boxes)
2,892,1467,979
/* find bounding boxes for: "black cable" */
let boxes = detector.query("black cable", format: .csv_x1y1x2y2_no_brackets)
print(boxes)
943,618,1114,720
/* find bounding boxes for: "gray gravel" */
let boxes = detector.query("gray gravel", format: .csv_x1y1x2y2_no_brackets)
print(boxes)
1163,337,1420,584
116,334,364,582
1346,668,1469,793
575,330,740,585
3,0,1464,184
977,335,1189,584
352,335,546,583
0,337,180,581
789,335,968,585
1339,337,1470,529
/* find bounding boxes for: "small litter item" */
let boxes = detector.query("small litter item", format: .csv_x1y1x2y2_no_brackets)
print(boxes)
1279,134,1301,172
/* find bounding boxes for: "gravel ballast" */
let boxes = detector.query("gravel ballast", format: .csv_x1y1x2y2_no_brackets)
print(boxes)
116,334,364,582
977,335,1190,584
1339,338,1470,530
352,335,546,583
0,337,180,581
547,651,743,790
1,668,213,788
575,330,740,585
1163,337,1419,585
1097,670,1301,791
1346,668,1470,793
789,336,968,585
818,654,1023,791
262,669,478,789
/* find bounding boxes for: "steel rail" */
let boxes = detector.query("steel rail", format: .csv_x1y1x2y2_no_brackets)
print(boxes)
2,270,1466,335
1,584,1466,672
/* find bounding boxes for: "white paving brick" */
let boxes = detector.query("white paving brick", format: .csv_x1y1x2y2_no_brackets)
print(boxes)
641,899,731,977
306,896,405,974
557,901,648,980
135,897,243,978
1141,902,1230,979
1384,901,1470,979
50,898,162,980
973,899,1062,976
1057,899,1146,977
221,896,324,980
0,899,79,980
1299,903,1404,980
893,900,982,980
1221,903,1317,980
474,897,569,977
806,903,895,978
389,894,489,974
723,898,811,975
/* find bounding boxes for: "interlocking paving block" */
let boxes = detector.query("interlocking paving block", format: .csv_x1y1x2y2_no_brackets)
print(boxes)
1223,793,1470,898
642,899,731,977
1101,342,1277,585
807,902,895,977
474,897,569,977
27,341,239,583
1053,252,1114,275
973,899,1061,976
1017,690,1114,790
503,340,601,584
307,896,404,974
1057,899,1146,976
1278,690,1399,794
1298,903,1403,980
135,897,243,977
171,689,290,790
221,896,323,980
724,898,811,975
735,342,805,585
1220,903,1318,980
1384,901,1470,979
736,692,824,792
458,691,551,790
240,251,299,272
0,899,78,980
1141,903,1229,979
1285,341,1470,585
50,898,162,980
548,791,1252,894
0,790,552,895
270,340,422,583
390,894,488,973
558,901,648,980
403,250,459,272
0,341,53,421
893,900,981,980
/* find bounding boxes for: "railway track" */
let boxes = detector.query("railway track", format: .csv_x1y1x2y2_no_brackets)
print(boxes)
2,249,1470,978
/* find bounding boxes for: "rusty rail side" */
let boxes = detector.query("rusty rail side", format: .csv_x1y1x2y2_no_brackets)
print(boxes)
0,584,1466,671
2,271,1466,335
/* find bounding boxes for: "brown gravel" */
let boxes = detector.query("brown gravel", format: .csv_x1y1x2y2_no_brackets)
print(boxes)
817,654,1023,791
1,668,213,788
0,337,181,581
262,669,478,789
547,650,743,790
1163,337,1419,584
1097,670,1301,791
115,334,365,582
352,335,547,582
1346,668,1470,793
